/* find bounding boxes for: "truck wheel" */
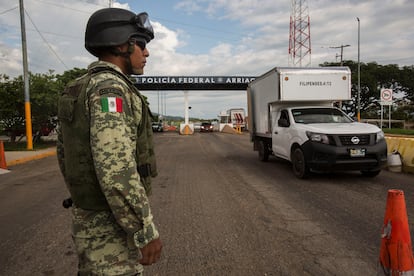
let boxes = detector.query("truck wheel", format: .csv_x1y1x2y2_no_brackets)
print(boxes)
258,140,269,162
291,148,309,178
360,169,381,177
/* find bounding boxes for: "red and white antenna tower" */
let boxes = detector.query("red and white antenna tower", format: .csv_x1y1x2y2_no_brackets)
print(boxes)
288,0,311,67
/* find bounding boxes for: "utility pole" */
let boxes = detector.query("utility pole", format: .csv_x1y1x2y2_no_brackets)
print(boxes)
19,0,33,150
330,44,350,66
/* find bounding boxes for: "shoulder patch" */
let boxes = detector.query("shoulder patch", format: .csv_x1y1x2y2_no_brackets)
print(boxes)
101,97,123,113
98,87,123,96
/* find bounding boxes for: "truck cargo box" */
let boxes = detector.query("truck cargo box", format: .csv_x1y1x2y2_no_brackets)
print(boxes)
247,67,351,137
249,67,351,101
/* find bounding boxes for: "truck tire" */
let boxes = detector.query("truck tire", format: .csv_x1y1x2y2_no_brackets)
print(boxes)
258,140,269,162
360,169,381,177
291,147,310,178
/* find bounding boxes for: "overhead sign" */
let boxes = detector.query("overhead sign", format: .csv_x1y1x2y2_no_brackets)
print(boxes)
132,76,256,90
380,88,393,105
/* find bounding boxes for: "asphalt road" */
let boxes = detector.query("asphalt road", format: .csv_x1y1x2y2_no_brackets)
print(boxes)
0,132,413,276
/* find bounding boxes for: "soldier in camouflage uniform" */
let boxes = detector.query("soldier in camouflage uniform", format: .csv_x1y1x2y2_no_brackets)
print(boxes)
56,7,162,275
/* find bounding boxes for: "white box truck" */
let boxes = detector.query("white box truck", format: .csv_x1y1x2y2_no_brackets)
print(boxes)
247,67,387,178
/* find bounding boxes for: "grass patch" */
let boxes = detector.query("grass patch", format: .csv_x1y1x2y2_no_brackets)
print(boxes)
383,128,414,136
3,139,56,151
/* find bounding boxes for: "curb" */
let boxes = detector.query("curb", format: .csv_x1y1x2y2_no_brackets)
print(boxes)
6,148,57,167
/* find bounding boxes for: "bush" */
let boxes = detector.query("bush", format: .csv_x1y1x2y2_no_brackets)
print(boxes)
383,128,414,136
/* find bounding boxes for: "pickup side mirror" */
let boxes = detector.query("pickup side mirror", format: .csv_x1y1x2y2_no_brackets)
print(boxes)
278,118,290,127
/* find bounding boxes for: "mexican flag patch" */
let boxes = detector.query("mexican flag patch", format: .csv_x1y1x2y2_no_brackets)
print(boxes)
101,97,123,113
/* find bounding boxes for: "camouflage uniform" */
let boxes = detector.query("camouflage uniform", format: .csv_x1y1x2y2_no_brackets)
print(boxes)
57,61,158,275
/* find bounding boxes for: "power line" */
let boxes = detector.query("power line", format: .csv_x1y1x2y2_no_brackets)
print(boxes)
24,8,68,70
32,0,106,14
33,0,245,41
10,1,246,44
0,20,82,41
152,16,244,37
0,6,18,16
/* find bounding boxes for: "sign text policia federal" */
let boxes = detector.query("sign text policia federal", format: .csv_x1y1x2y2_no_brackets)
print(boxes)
132,76,257,91
137,76,256,84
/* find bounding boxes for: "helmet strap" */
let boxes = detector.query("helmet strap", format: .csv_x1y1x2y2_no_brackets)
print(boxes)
109,42,135,74
124,41,136,74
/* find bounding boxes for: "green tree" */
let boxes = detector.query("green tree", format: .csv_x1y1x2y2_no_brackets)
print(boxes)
55,67,87,88
0,68,86,142
30,71,60,135
321,61,414,121
0,74,25,141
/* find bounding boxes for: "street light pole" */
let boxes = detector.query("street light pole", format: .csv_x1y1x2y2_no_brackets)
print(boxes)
357,17,361,122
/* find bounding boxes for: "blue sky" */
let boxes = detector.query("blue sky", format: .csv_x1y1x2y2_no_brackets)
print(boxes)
0,0,413,119
137,1,248,55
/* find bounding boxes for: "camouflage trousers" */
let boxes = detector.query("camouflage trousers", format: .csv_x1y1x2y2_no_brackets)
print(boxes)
72,207,144,276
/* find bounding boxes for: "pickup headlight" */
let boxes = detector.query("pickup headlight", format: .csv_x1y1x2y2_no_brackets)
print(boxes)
306,131,330,144
376,131,385,143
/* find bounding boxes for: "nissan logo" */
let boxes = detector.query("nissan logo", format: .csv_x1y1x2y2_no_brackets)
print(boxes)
351,136,360,144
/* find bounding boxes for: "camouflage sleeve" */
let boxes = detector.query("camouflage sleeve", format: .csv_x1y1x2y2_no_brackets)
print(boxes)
88,86,159,248
56,123,66,178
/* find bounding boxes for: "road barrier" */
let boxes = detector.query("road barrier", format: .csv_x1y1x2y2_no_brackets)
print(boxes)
235,125,242,134
385,136,414,173
379,189,414,275
387,151,403,173
180,124,194,135
0,141,7,170
220,125,237,134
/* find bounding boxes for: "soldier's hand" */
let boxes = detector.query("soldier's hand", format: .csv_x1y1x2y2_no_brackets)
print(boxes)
139,238,162,265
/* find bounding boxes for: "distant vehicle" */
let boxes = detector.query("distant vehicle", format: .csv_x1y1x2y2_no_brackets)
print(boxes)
152,122,163,132
200,122,213,132
194,122,201,131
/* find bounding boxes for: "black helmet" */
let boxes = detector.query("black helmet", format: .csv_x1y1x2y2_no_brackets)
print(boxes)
85,8,154,57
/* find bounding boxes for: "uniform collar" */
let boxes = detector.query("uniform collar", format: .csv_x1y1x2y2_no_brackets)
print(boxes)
88,61,125,76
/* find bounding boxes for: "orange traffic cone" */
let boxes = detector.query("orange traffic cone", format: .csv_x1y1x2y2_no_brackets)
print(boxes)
0,140,7,169
379,189,414,275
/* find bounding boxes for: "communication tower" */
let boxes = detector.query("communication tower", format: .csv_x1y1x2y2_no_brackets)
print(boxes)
288,0,311,67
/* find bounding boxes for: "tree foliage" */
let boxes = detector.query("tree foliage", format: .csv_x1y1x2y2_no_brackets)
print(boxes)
0,68,86,141
320,61,414,120
1,63,413,140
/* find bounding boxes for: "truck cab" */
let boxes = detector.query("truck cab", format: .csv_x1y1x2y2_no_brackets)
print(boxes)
270,105,387,178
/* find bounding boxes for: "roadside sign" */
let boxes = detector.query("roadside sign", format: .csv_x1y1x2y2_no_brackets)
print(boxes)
380,89,393,105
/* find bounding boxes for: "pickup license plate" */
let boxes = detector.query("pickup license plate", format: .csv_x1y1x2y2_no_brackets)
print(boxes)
349,148,366,157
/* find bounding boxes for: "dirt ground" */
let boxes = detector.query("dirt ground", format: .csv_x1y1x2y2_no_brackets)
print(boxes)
1,131,413,275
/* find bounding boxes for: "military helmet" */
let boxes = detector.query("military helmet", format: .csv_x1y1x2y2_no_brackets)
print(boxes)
85,8,154,56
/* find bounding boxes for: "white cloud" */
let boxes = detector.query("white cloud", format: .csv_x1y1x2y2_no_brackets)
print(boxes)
0,44,22,76
174,0,204,15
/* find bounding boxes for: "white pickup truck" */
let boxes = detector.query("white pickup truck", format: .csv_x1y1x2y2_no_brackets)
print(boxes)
247,67,387,178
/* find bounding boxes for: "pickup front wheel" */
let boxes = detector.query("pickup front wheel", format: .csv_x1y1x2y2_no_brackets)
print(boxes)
291,147,310,179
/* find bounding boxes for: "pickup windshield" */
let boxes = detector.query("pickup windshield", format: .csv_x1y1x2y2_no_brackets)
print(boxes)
292,108,353,124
